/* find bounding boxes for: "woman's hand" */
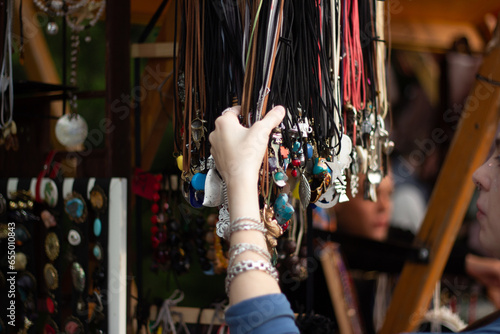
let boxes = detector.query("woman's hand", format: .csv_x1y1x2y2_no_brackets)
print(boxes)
466,254,500,307
208,105,285,188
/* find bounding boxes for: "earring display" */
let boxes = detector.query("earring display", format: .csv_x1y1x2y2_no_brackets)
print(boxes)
0,177,127,334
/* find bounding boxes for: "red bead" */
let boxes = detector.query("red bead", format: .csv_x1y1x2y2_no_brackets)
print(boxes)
44,324,57,334
156,174,163,181
282,221,290,231
46,297,55,314
151,226,159,235
291,169,298,177
151,215,158,224
151,203,159,214
153,193,160,202
292,159,301,167
151,237,160,249
153,183,161,191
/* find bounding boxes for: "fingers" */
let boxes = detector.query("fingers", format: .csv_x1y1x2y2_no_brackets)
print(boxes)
221,105,242,118
263,105,286,128
251,105,286,141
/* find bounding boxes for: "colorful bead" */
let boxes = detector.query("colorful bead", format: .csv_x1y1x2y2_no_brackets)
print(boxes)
292,159,301,167
313,158,328,175
282,221,290,231
93,218,102,237
151,203,159,214
275,172,285,181
176,155,183,171
292,141,301,152
274,193,295,225
93,244,103,260
150,226,158,235
306,143,313,159
191,173,207,191
291,169,298,177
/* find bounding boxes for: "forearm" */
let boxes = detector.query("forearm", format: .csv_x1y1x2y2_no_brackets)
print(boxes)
226,178,281,305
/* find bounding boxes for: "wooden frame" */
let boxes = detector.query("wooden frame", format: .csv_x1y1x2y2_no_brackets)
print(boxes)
380,26,500,334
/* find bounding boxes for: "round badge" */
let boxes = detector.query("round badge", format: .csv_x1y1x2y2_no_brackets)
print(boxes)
71,262,86,293
0,193,6,215
67,229,82,246
62,316,84,334
17,271,36,291
44,319,59,334
44,296,56,314
44,263,59,290
93,243,103,261
0,224,8,239
43,179,59,208
64,192,87,223
15,252,27,271
41,210,57,229
15,225,31,245
90,185,107,212
45,232,60,261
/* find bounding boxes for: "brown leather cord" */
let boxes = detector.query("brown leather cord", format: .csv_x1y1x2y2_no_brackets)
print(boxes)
259,0,284,203
259,0,284,119
241,0,261,126
183,0,194,172
196,0,206,159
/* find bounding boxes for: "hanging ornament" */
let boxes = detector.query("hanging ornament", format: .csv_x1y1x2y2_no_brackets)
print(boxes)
55,113,88,147
46,20,59,35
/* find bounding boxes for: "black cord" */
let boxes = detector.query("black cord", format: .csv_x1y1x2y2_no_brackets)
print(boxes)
62,2,67,114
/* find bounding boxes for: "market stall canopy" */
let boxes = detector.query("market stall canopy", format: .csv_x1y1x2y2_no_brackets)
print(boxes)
130,0,500,52
388,0,500,52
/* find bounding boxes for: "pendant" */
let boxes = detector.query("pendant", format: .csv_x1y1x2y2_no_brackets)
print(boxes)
44,263,59,290
45,232,60,261
64,192,87,223
90,185,107,212
203,167,223,207
299,173,311,209
71,262,86,293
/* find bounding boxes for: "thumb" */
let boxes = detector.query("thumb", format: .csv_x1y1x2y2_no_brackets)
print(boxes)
256,105,286,134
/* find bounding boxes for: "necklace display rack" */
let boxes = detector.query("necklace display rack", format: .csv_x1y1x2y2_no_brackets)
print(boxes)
173,0,393,307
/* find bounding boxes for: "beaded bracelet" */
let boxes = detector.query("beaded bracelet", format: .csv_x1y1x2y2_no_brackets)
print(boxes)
227,221,267,239
225,260,279,294
228,243,271,268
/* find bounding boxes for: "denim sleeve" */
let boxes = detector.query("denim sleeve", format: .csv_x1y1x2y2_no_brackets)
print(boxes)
225,293,300,334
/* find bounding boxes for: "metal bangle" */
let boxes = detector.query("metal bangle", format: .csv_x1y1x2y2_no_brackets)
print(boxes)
225,260,279,294
231,217,262,226
227,221,267,239
228,243,271,268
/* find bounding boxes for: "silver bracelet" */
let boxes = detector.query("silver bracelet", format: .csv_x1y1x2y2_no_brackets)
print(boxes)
227,221,267,239
225,260,279,294
231,217,261,226
228,243,271,268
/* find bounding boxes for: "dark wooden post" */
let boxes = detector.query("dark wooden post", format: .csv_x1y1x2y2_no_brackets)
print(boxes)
105,0,131,178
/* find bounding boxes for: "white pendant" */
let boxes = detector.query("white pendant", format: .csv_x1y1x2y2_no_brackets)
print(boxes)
203,168,223,207
327,135,352,181
314,184,339,209
55,114,88,147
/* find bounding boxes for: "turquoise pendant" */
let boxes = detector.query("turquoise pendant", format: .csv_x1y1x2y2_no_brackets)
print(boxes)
93,218,102,237
274,193,295,225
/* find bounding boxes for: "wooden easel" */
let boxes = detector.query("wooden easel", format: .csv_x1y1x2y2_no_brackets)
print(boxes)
379,24,500,334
